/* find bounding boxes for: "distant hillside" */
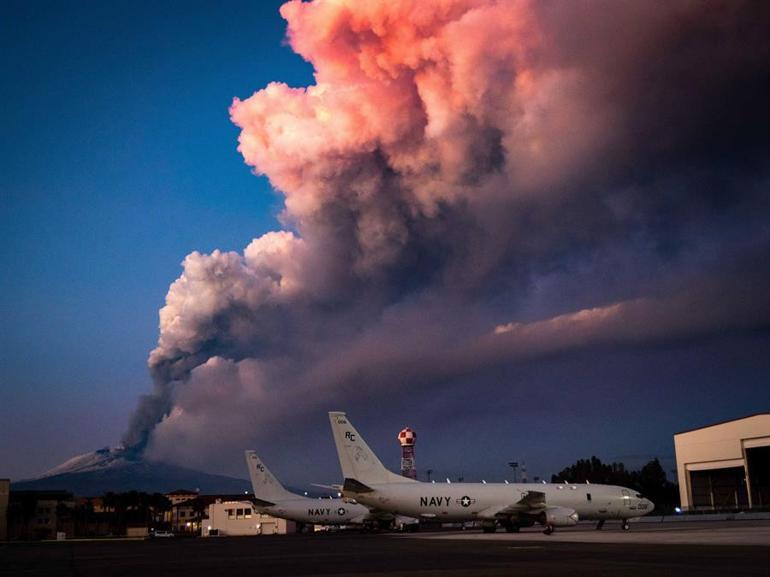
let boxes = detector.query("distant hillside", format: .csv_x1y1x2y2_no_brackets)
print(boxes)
12,456,252,496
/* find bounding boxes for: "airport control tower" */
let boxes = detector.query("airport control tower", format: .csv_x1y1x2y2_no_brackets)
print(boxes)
398,427,417,479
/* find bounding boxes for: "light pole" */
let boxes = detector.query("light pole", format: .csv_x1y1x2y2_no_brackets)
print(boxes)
508,461,519,483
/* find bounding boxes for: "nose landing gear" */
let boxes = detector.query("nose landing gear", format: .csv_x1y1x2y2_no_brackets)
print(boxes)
621,520,630,531
595,520,605,530
543,524,554,535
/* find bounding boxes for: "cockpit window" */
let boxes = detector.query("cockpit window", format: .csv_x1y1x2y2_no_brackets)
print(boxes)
635,493,643,498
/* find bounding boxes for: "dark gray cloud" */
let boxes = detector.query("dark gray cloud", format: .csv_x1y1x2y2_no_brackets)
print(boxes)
121,0,770,478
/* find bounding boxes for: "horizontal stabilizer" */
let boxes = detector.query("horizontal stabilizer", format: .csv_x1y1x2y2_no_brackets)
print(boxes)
343,477,375,494
311,483,343,491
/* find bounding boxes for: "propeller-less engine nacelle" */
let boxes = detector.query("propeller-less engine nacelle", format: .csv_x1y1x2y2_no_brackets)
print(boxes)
540,506,579,527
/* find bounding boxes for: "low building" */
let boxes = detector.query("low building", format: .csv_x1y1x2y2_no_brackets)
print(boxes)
674,413,770,510
165,489,199,506
0,479,9,540
168,494,258,534
202,500,294,537
7,490,75,540
77,496,110,514
126,526,149,538
164,490,203,532
170,495,206,533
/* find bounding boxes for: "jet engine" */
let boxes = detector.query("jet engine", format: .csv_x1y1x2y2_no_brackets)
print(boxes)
540,507,579,527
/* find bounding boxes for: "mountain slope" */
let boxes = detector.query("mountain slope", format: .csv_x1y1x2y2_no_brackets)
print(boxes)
12,448,252,495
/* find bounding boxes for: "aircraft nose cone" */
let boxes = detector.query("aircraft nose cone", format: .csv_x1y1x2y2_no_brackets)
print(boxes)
643,499,654,511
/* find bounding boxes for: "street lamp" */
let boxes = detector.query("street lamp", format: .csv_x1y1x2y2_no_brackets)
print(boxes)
508,461,519,483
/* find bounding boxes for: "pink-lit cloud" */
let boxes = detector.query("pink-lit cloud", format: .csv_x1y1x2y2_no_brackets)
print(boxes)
124,0,770,466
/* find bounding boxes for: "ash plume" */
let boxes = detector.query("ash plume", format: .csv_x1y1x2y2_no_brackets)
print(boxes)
122,0,770,465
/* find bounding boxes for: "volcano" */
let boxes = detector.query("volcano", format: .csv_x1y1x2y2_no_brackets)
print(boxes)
11,446,251,496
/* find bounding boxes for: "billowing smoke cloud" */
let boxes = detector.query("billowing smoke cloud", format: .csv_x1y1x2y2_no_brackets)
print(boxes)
124,0,770,468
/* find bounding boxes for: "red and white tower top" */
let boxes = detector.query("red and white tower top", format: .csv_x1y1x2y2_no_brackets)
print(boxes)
398,427,417,479
398,427,417,446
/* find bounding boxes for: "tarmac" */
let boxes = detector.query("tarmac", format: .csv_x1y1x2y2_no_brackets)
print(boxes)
413,519,770,546
1,520,768,577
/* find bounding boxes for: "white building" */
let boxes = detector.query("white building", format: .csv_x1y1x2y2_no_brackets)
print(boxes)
202,500,295,537
674,413,770,510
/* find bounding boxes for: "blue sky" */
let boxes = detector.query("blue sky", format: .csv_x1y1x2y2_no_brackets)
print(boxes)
1,0,312,478
2,1,768,487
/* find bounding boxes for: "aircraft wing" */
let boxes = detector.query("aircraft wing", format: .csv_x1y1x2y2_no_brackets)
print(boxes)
515,490,547,510
481,490,547,518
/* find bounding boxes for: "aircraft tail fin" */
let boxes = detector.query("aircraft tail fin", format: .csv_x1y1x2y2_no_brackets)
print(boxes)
244,450,296,503
329,412,417,486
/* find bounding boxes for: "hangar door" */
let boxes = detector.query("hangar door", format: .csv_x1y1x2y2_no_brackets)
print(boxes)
689,467,748,509
746,446,770,507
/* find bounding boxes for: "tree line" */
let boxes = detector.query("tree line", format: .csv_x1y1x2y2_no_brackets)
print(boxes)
551,456,679,513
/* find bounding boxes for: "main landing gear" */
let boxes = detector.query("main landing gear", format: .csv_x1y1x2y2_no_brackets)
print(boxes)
621,520,630,531
596,520,605,530
499,521,520,533
543,524,554,535
481,522,497,534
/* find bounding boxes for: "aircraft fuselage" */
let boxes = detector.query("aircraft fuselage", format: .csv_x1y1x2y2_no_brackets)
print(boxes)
349,482,652,523
258,497,371,525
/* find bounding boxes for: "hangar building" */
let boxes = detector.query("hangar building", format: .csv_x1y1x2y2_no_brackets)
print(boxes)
674,413,770,510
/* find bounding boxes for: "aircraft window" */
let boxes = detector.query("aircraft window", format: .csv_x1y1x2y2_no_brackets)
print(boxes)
587,493,592,501
570,486,577,490
557,486,564,490
635,494,643,498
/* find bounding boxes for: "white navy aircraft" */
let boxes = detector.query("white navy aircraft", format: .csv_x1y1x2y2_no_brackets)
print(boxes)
245,450,374,527
329,412,654,534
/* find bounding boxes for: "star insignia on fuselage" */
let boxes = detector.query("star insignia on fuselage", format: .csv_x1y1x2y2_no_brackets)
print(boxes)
337,507,346,516
457,495,475,507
